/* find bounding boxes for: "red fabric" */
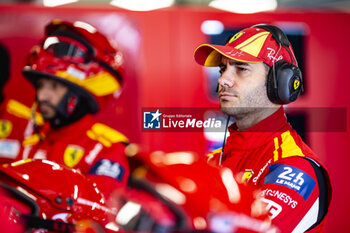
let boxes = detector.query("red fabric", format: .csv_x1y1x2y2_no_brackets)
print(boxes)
22,114,129,200
208,107,332,232
0,98,31,164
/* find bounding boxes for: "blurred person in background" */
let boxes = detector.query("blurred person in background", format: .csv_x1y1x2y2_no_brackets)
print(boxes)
194,24,332,232
0,43,42,164
20,19,130,200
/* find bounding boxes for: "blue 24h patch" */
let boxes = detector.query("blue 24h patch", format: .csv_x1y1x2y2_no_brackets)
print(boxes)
89,159,125,181
264,164,316,200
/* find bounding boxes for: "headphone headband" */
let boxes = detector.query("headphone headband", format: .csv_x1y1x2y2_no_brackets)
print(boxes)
252,24,290,47
252,24,303,105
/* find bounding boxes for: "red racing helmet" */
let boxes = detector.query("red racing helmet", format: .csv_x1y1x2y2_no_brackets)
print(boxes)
0,159,118,233
22,19,124,112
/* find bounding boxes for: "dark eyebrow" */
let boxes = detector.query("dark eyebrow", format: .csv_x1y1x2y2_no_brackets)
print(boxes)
219,60,251,68
228,60,250,67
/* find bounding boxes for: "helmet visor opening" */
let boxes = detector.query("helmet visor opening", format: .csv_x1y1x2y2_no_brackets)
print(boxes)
43,36,91,64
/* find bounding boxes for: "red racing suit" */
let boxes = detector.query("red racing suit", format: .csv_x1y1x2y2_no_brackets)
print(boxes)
208,107,332,232
0,98,43,164
21,114,130,200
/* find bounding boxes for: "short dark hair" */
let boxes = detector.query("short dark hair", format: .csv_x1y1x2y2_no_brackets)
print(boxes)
263,63,271,87
263,62,270,75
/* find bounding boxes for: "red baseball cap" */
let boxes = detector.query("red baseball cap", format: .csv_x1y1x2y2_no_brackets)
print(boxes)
194,26,297,67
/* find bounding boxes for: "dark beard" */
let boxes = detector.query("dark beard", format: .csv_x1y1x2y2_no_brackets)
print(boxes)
38,101,56,120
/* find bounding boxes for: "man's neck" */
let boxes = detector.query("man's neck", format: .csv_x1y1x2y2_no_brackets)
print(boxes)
234,106,281,131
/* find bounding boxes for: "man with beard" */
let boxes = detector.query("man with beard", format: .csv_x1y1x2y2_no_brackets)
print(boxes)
193,24,332,232
21,19,129,199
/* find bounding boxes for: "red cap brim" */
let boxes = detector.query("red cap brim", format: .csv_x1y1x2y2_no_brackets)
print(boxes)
194,44,263,67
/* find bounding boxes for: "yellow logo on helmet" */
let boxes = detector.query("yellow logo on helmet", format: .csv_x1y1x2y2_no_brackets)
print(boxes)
0,120,12,138
64,145,84,167
228,32,244,44
294,80,301,90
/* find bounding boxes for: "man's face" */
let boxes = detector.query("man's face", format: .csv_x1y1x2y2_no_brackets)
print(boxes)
218,56,272,118
36,78,68,120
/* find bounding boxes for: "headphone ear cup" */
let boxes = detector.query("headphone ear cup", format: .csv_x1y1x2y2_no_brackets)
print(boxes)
287,65,303,102
267,60,303,105
266,66,279,104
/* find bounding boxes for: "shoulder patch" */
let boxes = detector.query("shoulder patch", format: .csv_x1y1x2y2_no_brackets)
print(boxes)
0,139,20,158
89,159,125,181
86,123,128,148
22,134,41,146
264,164,316,200
242,169,254,184
63,145,85,167
0,120,12,138
7,100,44,125
273,130,304,162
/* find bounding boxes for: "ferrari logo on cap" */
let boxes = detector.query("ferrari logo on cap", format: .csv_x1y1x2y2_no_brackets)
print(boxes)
228,32,244,44
0,120,12,138
64,145,84,167
294,80,301,90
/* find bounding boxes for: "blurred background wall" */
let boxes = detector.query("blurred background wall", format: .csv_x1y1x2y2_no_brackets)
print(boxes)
0,1,349,231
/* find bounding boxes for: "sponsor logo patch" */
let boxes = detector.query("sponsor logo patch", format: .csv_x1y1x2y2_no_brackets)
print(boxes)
266,48,283,63
264,164,316,200
85,143,103,165
0,120,12,138
253,159,272,184
262,188,298,208
294,79,301,90
63,145,84,167
89,159,125,181
0,139,20,158
228,32,244,43
241,169,254,184
261,198,282,219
